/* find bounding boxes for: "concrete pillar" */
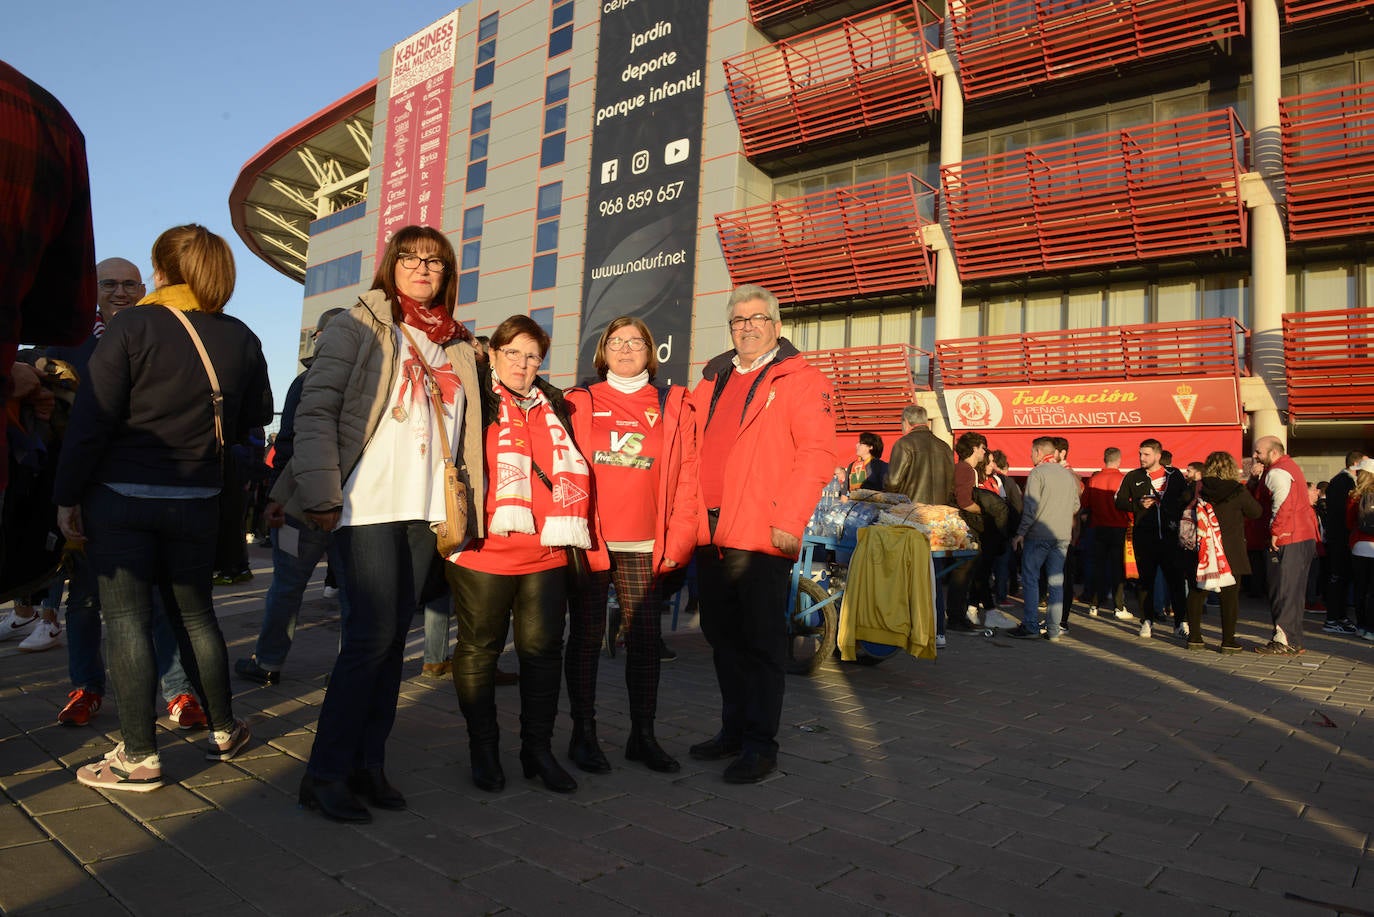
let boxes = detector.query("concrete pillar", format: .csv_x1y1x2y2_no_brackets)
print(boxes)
932,14,964,345
1248,0,1286,445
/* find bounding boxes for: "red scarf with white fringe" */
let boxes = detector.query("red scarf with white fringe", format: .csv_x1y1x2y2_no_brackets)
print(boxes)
1195,498,1234,592
489,379,591,548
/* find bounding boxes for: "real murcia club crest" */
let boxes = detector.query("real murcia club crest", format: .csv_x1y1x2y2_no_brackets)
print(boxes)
1172,383,1198,423
553,480,588,507
644,407,659,427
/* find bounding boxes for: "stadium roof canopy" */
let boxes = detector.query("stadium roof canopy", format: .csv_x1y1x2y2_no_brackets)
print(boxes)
230,80,377,283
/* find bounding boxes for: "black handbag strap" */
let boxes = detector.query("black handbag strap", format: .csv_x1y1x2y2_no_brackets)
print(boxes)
530,458,553,491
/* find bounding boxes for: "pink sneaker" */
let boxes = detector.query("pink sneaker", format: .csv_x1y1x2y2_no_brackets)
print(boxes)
206,719,251,761
76,744,163,793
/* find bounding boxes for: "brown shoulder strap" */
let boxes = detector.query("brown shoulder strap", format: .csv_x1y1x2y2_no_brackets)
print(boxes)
162,305,224,449
397,323,456,467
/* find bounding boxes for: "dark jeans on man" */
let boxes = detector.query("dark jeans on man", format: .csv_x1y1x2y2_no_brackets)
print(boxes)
1131,529,1189,627
696,545,790,757
448,565,566,751
1089,525,1128,611
1324,544,1352,623
307,521,434,781
1269,539,1317,649
1351,554,1374,633
83,486,233,759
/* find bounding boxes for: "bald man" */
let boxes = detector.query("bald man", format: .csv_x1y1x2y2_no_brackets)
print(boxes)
1252,436,1320,656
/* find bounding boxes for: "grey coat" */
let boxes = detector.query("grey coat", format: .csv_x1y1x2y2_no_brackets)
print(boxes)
270,289,486,536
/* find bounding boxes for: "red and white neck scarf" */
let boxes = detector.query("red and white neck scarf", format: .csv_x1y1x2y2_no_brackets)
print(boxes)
490,379,592,548
1195,497,1234,592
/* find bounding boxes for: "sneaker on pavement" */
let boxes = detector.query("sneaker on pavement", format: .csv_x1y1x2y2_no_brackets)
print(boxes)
58,689,102,726
1088,605,1100,617
231,569,254,584
1139,620,1153,638
234,655,280,686
1254,640,1304,656
935,634,947,649
658,638,677,661
322,585,341,599
17,618,64,652
206,719,251,761
168,694,208,730
1322,619,1359,636
1175,622,1190,640
1114,607,1134,621
1006,625,1041,640
0,610,38,642
1362,629,1374,642
76,743,163,793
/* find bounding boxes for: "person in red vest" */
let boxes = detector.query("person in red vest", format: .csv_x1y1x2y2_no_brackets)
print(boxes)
1084,447,1133,620
1252,436,1321,656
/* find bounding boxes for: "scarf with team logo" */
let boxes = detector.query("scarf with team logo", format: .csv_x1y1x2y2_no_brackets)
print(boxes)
489,378,592,548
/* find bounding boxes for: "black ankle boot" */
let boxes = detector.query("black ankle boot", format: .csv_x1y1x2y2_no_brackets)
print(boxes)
568,718,612,774
298,774,372,823
470,744,505,793
346,766,405,810
520,746,578,793
625,721,680,773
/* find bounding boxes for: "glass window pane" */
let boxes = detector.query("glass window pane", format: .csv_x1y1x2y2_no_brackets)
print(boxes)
960,300,981,337
986,294,1022,335
552,2,574,28
532,253,558,291
1107,282,1148,325
544,102,567,134
879,309,911,345
1025,292,1061,332
1156,279,1198,323
469,134,489,160
478,41,497,63
1067,289,1104,329
537,182,562,219
1303,264,1355,311
463,206,484,240
474,62,494,90
1203,274,1245,322
466,160,487,190
462,240,481,270
531,306,555,336
540,132,566,167
549,26,572,57
535,220,560,251
849,312,880,346
471,103,491,133
818,315,846,349
546,69,570,103
478,12,499,41
459,271,479,305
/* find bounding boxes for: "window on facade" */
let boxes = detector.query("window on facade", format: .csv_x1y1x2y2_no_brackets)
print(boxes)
459,206,484,305
540,70,570,167
532,182,562,291
549,0,574,57
467,102,492,190
532,254,557,291
475,12,499,90
304,252,362,297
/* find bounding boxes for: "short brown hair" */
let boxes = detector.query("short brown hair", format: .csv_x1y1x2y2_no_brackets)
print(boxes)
151,224,235,313
490,314,551,358
372,225,458,316
592,317,658,381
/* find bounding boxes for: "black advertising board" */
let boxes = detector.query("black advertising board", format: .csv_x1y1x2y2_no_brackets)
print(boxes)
577,0,708,386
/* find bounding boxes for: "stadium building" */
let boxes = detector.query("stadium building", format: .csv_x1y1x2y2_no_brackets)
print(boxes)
231,0,1374,475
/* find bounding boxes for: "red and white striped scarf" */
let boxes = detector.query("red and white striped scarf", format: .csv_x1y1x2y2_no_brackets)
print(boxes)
490,379,591,548
1195,498,1234,592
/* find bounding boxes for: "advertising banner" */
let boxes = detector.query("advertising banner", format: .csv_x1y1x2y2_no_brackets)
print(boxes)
376,11,458,264
577,0,709,386
942,377,1243,430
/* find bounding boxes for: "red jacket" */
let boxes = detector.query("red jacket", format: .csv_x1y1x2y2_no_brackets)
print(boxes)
692,341,836,558
1086,467,1131,528
1265,454,1319,547
567,381,699,574
1345,497,1374,549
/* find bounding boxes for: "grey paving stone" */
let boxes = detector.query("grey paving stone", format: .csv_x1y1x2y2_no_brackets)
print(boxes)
37,804,160,864
0,838,109,913
821,865,1005,916
587,823,734,883
698,826,855,886
588,792,727,843
682,795,820,842
210,851,381,916
0,798,46,848
3,766,106,817
463,860,637,915
341,854,503,914
87,845,236,915
482,822,629,881
703,864,878,916
802,827,960,886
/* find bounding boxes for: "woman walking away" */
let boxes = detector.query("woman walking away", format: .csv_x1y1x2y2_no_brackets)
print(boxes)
1184,450,1261,652
55,224,271,790
564,318,698,775
448,315,596,794
1344,469,1374,641
274,225,483,823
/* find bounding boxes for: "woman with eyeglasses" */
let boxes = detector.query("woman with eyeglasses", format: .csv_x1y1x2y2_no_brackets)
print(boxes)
562,318,698,775
446,314,596,794
271,225,484,823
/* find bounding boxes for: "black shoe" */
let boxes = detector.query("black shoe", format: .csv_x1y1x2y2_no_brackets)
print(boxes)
520,746,578,793
299,775,371,823
470,744,505,793
568,719,612,774
1006,625,1041,640
658,638,677,661
347,767,405,810
946,618,979,633
688,731,742,761
234,656,279,686
722,750,777,784
626,723,680,773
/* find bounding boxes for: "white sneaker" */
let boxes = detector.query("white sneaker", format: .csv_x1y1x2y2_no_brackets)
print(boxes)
322,585,340,599
965,605,981,625
935,634,947,649
17,619,64,652
1114,608,1134,621
1139,620,1152,638
1175,622,1190,640
0,610,39,642
1088,606,1100,617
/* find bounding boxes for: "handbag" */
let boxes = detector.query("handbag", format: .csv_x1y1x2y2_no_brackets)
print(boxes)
529,456,593,591
1178,483,1201,552
398,324,469,557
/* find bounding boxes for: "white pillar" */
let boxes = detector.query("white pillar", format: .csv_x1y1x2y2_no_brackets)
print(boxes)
1249,0,1286,445
932,18,964,344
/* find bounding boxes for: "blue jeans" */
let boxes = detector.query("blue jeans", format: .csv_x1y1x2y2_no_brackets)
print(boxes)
253,521,344,670
1021,539,1068,638
423,593,452,665
307,521,434,781
83,486,236,758
991,550,1012,605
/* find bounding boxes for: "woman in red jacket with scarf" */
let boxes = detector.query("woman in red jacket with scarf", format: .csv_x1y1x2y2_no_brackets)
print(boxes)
563,317,699,775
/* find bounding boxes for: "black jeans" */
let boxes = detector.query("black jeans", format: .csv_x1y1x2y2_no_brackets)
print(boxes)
307,521,434,781
1324,545,1352,622
1089,526,1127,610
447,564,566,751
83,486,232,759
1131,529,1189,626
1351,554,1374,632
696,545,790,757
1187,582,1240,646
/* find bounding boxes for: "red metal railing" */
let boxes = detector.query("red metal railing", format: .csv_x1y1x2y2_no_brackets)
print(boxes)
748,0,877,33
1283,308,1374,422
942,110,1248,281
935,318,1248,387
715,174,938,305
723,0,940,159
802,343,931,432
1280,80,1374,241
951,0,1245,100
1283,0,1374,24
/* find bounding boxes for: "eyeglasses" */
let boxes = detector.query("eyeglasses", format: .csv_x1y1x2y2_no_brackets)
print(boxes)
728,313,773,331
606,337,648,352
498,347,543,366
98,279,145,293
397,253,447,272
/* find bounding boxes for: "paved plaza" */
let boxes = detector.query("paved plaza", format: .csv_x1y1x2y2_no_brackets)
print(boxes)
2,546,1373,916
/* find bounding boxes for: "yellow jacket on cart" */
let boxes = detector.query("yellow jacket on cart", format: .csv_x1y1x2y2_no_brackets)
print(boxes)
837,525,936,661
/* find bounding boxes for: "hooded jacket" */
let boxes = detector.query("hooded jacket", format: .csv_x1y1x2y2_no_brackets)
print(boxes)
692,339,835,558
1198,476,1262,576
270,289,485,534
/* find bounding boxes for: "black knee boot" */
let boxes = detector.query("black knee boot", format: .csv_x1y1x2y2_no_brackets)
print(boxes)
455,663,504,792
520,654,577,793
568,717,612,773
626,719,680,773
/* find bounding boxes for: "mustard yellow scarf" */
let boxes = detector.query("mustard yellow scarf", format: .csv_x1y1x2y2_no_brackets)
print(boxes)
135,283,201,312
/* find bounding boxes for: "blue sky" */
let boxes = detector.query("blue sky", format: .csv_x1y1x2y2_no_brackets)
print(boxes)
6,0,468,419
